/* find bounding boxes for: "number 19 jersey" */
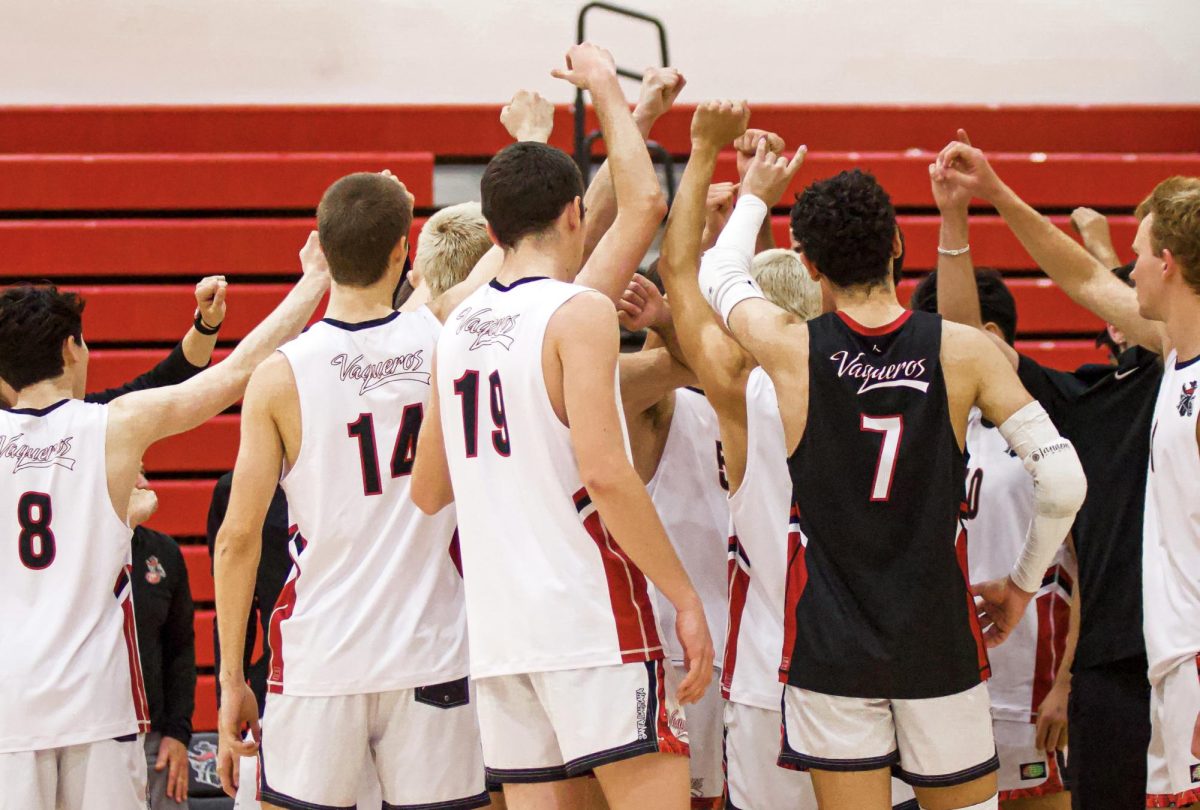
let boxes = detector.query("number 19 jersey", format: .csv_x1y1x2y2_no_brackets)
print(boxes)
438,277,664,679
274,308,467,696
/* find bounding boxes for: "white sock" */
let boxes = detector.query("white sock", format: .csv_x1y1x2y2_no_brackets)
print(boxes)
920,796,998,810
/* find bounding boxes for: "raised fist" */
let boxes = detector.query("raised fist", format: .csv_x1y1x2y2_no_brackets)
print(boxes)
734,129,785,180
194,275,227,329
690,99,750,149
633,67,687,127
551,42,617,90
501,90,555,143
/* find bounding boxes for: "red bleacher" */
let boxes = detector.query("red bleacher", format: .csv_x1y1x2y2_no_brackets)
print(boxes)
6,103,1190,732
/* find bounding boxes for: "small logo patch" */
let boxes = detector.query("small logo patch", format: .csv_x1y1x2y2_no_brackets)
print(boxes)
144,555,166,585
1179,380,1196,418
1190,763,1200,784
635,687,648,741
1020,761,1047,781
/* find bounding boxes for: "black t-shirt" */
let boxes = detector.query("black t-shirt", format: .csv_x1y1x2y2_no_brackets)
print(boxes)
1017,347,1162,670
787,311,985,698
130,527,196,744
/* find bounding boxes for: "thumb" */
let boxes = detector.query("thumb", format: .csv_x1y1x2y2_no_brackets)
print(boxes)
786,145,808,178
957,128,973,147
754,134,768,162
156,744,169,771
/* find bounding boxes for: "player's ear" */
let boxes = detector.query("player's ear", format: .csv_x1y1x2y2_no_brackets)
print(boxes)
982,321,1006,342
892,226,903,259
567,197,583,231
389,236,409,270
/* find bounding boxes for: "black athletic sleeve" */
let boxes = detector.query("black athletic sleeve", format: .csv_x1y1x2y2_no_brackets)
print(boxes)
159,538,196,744
85,341,207,405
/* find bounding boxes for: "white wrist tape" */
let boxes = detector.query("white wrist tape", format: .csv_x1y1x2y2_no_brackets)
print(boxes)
997,401,1087,593
698,194,768,325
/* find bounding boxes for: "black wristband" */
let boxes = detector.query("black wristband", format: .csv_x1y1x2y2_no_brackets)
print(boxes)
193,310,222,336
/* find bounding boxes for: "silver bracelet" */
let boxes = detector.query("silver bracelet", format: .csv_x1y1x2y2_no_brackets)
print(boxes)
937,244,971,257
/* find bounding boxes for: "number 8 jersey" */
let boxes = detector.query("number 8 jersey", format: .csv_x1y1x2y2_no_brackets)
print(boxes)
0,399,149,753
274,307,467,696
783,310,988,700
437,277,664,679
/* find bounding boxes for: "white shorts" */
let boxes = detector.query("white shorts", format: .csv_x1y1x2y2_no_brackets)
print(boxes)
258,679,488,810
236,746,381,809
0,735,147,810
780,682,998,788
1147,655,1200,808
992,719,1066,800
475,659,688,784
724,702,818,810
675,664,723,799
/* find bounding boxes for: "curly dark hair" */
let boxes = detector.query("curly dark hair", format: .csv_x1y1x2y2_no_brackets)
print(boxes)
0,284,86,391
909,268,1018,345
789,169,896,290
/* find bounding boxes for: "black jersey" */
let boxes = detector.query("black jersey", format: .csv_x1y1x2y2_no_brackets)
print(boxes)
783,309,988,699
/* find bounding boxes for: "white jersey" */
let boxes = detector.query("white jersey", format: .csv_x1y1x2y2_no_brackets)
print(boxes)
438,276,663,678
964,408,1075,722
646,388,729,667
0,399,149,752
1143,351,1200,685
723,368,793,710
274,307,467,696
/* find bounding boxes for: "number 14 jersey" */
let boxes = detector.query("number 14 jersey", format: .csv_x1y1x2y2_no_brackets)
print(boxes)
275,308,467,696
438,277,664,679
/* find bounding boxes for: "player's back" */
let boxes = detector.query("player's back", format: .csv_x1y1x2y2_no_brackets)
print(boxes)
438,277,663,678
0,399,148,752
274,307,466,696
785,309,987,699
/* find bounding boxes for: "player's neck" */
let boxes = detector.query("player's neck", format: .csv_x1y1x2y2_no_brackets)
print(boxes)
11,377,74,410
1164,290,1200,363
324,282,396,324
831,282,905,327
494,240,575,285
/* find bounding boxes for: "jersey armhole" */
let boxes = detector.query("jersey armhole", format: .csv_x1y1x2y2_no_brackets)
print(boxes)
273,350,304,484
537,287,598,432
98,403,141,534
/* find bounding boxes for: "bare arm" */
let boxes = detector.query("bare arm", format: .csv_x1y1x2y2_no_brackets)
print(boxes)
1035,537,1079,753
557,293,713,702
619,347,696,418
411,363,455,514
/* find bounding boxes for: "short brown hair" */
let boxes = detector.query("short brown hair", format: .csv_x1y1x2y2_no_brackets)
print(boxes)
481,142,584,249
1136,176,1200,294
416,202,491,297
317,173,413,287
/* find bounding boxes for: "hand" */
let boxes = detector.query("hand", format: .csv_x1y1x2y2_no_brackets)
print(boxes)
1035,680,1069,752
972,576,1034,647
689,99,750,150
298,231,332,286
674,601,715,704
617,274,671,332
932,136,1006,204
930,129,975,216
194,275,228,328
127,485,159,528
216,680,260,799
1070,206,1114,250
501,90,555,143
735,129,785,181
740,136,807,209
156,735,191,802
702,182,738,249
633,67,686,132
550,41,617,91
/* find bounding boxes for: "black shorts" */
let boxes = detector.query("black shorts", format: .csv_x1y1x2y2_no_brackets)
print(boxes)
1068,656,1152,810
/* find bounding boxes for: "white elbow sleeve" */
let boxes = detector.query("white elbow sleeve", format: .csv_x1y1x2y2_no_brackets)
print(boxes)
698,194,768,325
997,401,1088,593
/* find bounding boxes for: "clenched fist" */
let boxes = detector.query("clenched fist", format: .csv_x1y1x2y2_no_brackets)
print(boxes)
690,99,750,150
501,90,555,143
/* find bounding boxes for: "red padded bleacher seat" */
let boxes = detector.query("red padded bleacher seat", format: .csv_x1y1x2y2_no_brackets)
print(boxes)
145,416,240,473
0,152,434,211
143,479,217,538
194,676,217,733
1016,340,1109,370
88,349,232,393
894,278,1103,334
182,544,214,602
194,610,215,668
717,152,1200,209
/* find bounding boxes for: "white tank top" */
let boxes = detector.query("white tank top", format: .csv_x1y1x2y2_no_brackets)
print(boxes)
1143,351,1200,685
963,408,1075,722
0,399,149,752
722,368,793,710
646,388,730,667
438,277,664,678
274,307,467,696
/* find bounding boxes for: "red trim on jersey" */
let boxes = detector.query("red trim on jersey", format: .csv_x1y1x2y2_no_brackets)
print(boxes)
779,504,808,679
654,661,690,757
267,531,305,694
956,526,992,680
575,487,663,663
836,309,912,336
1031,565,1071,715
721,537,751,700
1147,789,1200,808
116,567,151,732
449,529,463,578
1000,751,1066,801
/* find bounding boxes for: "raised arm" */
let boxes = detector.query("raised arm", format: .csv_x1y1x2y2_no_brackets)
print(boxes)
1070,207,1123,270
552,44,668,303
734,129,785,253
411,362,455,514
556,292,713,703
933,138,1165,353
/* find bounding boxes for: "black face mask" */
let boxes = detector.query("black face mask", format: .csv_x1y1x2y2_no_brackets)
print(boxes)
392,255,414,307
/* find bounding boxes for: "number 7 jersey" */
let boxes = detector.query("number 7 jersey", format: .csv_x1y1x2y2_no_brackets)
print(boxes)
274,307,467,696
437,277,664,679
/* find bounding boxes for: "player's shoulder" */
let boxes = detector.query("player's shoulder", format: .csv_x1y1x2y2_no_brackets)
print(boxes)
551,287,617,326
247,351,298,401
939,318,997,361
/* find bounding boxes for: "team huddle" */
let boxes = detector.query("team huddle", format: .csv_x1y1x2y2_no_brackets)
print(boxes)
2,42,1199,810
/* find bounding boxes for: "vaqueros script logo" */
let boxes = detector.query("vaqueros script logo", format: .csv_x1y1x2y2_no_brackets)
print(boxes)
830,350,929,395
331,351,430,395
1,434,76,473
456,307,519,351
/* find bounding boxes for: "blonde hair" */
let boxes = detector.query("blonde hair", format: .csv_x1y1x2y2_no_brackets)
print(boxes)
1136,176,1200,294
415,202,492,297
751,249,822,321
